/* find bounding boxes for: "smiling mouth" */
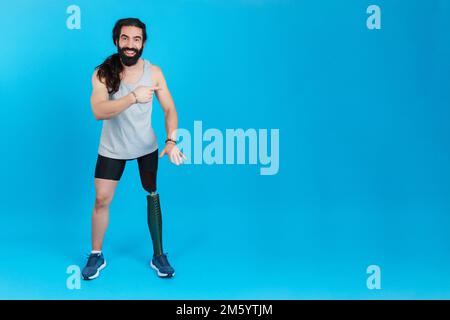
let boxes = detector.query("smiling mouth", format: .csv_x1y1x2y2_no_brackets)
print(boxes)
124,50,136,56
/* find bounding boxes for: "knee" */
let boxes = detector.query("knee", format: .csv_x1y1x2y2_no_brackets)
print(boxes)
140,171,157,194
143,184,156,194
141,178,156,194
95,192,113,210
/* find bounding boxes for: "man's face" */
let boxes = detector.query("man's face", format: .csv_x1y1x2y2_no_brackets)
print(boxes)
116,26,145,66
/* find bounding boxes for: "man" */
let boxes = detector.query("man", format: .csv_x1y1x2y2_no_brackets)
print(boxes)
82,18,185,280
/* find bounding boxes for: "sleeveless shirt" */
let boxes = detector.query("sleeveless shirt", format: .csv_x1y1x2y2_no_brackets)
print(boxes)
98,59,158,160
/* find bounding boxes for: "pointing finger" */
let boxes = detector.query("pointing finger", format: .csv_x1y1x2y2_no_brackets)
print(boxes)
149,85,161,91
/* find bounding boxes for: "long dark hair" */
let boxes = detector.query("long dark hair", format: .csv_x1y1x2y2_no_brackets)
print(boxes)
96,18,147,94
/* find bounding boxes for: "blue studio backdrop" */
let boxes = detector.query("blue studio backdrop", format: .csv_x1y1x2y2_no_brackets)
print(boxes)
0,0,449,299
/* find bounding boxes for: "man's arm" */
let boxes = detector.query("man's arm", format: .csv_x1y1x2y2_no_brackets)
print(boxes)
153,66,178,140
153,65,186,165
90,70,136,120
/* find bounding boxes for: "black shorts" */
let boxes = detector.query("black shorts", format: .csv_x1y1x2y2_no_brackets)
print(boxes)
94,149,159,192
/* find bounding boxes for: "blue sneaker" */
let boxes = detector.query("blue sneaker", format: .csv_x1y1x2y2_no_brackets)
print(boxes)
82,252,107,280
150,253,175,278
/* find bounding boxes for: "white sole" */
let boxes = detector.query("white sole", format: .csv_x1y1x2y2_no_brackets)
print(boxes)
85,260,107,280
150,260,175,278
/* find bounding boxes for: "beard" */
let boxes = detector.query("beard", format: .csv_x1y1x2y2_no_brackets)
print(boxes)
117,45,143,66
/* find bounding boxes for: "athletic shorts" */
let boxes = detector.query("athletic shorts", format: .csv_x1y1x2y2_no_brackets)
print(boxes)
94,149,159,192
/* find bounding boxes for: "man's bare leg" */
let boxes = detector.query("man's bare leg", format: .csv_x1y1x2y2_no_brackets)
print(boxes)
91,178,118,251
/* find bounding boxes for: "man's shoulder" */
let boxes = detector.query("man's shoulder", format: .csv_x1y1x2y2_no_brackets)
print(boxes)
91,68,99,82
91,68,105,85
92,68,98,77
149,62,162,75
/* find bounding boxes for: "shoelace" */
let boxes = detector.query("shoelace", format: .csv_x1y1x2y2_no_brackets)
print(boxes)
156,253,171,267
86,253,101,267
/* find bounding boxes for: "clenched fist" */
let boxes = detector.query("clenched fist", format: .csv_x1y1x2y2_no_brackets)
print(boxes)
132,85,161,103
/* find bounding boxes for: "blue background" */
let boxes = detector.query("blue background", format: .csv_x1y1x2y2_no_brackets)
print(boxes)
0,0,449,299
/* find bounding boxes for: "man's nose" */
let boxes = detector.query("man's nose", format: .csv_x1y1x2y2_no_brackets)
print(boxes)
125,39,134,48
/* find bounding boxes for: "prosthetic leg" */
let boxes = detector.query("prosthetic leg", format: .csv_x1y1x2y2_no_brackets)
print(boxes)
147,192,164,256
147,192,175,277
139,151,175,277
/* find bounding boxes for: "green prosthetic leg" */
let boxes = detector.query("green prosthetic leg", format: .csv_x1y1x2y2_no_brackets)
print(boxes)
147,192,163,257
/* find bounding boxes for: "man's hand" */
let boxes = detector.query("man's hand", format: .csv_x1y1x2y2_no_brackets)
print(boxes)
159,143,187,165
133,85,161,103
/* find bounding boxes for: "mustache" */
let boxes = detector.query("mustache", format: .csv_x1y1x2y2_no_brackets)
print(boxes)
120,47,138,53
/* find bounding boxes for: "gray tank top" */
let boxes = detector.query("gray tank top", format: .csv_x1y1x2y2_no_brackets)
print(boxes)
98,59,158,159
